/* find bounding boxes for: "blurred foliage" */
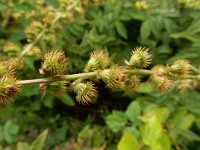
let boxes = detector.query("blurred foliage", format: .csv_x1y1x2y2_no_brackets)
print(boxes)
0,0,200,149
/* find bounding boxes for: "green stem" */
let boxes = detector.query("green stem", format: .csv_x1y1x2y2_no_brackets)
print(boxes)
20,0,80,57
16,69,153,85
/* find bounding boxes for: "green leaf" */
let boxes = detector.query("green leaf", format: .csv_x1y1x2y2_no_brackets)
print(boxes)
105,111,128,132
178,129,200,142
125,101,141,123
137,82,154,94
28,129,48,150
115,21,127,39
170,32,200,42
140,19,152,42
17,142,30,150
117,132,140,150
58,94,75,106
4,121,19,143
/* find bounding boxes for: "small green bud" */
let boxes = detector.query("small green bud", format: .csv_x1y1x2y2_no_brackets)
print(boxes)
149,74,172,92
0,76,21,104
40,81,68,96
25,21,43,42
0,59,14,77
3,42,20,54
40,50,68,76
122,75,141,93
170,59,191,76
125,47,152,68
24,45,42,59
151,65,169,75
73,81,97,105
98,65,126,88
85,50,110,72
176,79,198,91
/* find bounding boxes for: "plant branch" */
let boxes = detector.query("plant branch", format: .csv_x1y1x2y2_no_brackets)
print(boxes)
19,0,80,58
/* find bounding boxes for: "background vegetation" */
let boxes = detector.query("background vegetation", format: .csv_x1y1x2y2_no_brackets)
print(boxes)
0,0,200,149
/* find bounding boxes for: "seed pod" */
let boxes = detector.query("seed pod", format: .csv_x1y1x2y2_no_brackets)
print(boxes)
24,45,42,59
149,74,172,92
176,79,198,91
0,76,21,103
0,59,14,77
125,47,152,68
98,65,126,88
25,21,43,42
40,50,68,76
122,75,141,93
151,65,169,75
85,50,110,72
73,81,97,105
170,59,191,76
3,42,20,54
40,81,68,96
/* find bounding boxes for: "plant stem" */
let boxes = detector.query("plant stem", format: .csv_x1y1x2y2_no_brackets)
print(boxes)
17,69,153,85
19,0,80,57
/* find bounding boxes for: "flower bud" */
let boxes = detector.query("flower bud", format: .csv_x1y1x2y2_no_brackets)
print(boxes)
176,79,198,91
125,47,151,68
24,45,42,59
40,81,68,96
0,59,14,77
25,21,43,42
85,51,110,72
8,58,26,70
98,65,126,88
122,75,141,92
40,50,68,76
0,76,21,103
149,74,172,92
152,65,169,75
73,81,97,105
170,59,191,76
3,42,20,54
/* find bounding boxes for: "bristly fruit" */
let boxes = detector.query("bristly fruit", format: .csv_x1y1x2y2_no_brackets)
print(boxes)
40,50,68,76
0,76,21,103
0,59,15,77
85,50,110,72
122,75,141,93
40,81,68,96
149,74,172,92
98,65,126,88
73,81,97,105
125,47,152,68
170,59,191,76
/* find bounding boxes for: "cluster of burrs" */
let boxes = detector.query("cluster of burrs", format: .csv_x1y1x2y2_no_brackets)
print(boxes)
0,47,199,105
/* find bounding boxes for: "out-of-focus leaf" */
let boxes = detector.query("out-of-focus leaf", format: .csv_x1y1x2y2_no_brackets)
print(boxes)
17,142,30,150
105,111,128,132
115,21,127,39
125,101,141,123
28,129,48,150
117,132,140,150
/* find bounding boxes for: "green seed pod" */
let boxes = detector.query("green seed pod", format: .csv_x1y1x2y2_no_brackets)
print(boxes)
0,76,21,104
0,59,14,77
85,50,110,72
176,79,198,91
122,75,141,93
40,81,68,96
151,65,169,75
3,42,20,54
98,65,126,88
170,59,191,76
40,50,68,76
24,45,42,60
149,74,172,92
125,47,152,68
73,81,97,105
25,21,43,42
